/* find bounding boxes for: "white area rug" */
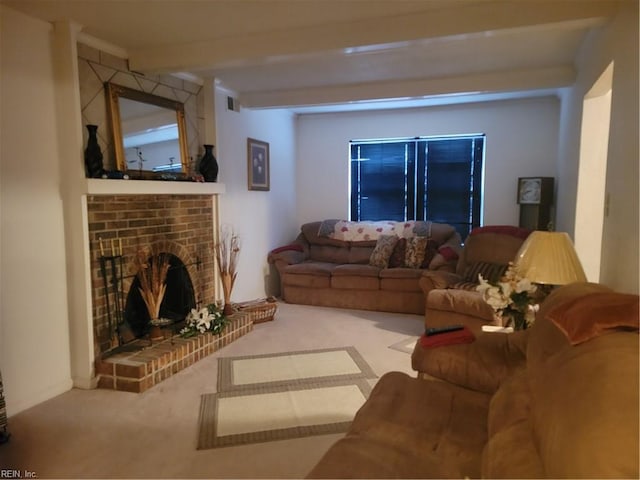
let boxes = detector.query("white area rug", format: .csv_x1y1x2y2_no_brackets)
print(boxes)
217,346,377,391
197,347,376,449
388,336,419,354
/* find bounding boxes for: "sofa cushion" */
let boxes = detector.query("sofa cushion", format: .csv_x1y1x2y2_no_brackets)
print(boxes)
456,232,527,276
369,234,399,268
526,282,612,372
379,267,423,292
349,245,375,264
523,283,639,478
412,330,528,394
427,289,495,320
307,372,491,479
528,330,639,478
282,262,336,288
301,221,348,247
481,420,544,479
547,291,639,345
331,264,380,290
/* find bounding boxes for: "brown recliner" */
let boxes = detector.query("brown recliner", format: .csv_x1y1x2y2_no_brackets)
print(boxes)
419,226,532,335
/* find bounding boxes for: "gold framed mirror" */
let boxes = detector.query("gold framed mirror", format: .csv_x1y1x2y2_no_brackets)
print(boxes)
105,82,189,179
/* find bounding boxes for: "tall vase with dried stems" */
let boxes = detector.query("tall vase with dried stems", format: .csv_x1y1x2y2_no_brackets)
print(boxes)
215,226,240,316
135,249,170,339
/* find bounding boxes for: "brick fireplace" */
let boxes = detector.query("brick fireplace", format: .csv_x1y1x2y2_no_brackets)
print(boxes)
78,180,254,392
87,193,216,356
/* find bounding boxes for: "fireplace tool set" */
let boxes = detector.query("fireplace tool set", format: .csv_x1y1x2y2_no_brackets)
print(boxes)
99,238,126,349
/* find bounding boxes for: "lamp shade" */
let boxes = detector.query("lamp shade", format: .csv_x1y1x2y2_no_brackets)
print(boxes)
515,231,587,285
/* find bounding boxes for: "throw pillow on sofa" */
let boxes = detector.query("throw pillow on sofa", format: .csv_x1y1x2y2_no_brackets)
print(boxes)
405,236,428,268
369,235,399,268
548,291,639,345
421,238,439,268
463,261,508,284
388,238,407,268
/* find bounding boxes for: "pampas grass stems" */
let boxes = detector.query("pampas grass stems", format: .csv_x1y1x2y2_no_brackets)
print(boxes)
215,227,240,306
135,250,170,321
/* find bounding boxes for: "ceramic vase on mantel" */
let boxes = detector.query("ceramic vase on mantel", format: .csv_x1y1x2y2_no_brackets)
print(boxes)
84,124,105,178
198,144,219,182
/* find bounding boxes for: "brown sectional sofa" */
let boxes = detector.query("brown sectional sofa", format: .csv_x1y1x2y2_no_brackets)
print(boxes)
308,282,639,478
268,220,462,314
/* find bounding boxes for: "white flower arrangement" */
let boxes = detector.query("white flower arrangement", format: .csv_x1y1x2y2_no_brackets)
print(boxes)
179,303,228,338
476,262,539,330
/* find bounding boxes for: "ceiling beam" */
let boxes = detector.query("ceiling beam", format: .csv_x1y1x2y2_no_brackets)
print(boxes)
128,0,616,74
238,66,576,109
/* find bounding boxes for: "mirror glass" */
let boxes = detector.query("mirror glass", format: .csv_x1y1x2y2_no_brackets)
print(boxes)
105,82,189,179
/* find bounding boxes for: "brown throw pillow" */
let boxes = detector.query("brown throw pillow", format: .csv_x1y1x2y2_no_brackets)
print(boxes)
369,235,399,268
547,292,639,345
388,237,407,268
420,239,439,269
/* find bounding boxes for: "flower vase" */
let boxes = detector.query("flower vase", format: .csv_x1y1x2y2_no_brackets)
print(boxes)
149,323,164,340
198,144,219,182
221,272,234,316
504,311,527,331
84,124,105,178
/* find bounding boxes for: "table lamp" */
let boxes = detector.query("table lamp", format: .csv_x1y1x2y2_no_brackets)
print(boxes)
515,231,587,285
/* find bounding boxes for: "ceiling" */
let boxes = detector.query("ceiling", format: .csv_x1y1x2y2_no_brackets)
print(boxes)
2,0,622,113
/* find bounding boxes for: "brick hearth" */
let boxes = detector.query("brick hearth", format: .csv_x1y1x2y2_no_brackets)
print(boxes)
96,313,252,393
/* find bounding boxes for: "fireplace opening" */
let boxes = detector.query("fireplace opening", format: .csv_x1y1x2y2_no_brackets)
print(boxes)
124,253,196,339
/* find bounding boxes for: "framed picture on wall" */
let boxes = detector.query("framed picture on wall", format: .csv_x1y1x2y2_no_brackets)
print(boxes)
247,138,270,191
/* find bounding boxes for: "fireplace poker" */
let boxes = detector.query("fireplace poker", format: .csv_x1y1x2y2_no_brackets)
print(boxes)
117,241,125,344
99,254,113,343
108,252,122,344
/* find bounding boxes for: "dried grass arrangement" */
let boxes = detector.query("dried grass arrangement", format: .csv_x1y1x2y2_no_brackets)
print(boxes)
215,225,240,315
135,249,170,321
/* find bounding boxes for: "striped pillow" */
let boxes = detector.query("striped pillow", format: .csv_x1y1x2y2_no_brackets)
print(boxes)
463,262,508,284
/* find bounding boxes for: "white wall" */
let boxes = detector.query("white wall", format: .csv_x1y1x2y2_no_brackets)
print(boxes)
214,93,298,302
556,1,639,294
0,6,74,415
295,98,559,228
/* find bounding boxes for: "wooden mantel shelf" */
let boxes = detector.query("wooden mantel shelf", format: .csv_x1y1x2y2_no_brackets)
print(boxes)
84,178,226,196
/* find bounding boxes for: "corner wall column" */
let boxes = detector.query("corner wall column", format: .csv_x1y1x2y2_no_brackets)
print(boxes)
203,77,222,301
53,20,97,389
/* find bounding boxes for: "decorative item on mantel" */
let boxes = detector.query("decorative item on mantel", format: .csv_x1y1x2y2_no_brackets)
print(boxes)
199,144,219,182
134,248,170,339
84,124,105,178
215,225,240,316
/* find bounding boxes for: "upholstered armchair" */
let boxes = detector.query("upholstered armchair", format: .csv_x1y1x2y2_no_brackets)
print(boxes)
419,226,532,335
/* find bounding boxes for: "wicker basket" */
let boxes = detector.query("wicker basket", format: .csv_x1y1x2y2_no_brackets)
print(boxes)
232,297,278,324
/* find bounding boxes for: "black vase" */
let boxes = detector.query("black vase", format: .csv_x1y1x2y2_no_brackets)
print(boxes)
198,144,219,182
84,124,105,178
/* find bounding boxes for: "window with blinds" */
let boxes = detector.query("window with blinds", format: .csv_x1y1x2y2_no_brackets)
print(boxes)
350,135,485,239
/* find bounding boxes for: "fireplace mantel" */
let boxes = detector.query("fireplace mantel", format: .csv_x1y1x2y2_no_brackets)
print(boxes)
84,178,226,196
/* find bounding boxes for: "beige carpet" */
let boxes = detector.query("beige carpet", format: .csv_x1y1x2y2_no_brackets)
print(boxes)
2,302,423,478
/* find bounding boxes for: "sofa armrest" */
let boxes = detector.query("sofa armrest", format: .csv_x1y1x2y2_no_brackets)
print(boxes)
419,270,464,296
267,244,307,270
411,330,528,394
